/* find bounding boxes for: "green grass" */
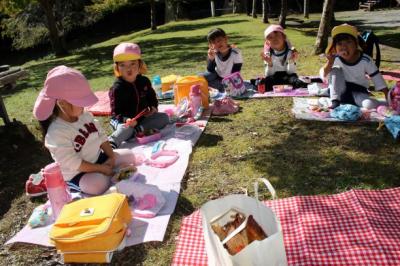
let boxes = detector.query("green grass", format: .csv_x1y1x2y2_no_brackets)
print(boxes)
1,11,400,265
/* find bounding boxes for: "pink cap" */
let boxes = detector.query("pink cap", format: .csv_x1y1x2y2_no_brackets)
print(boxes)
113,42,141,62
33,66,98,121
190,84,201,96
264,24,285,39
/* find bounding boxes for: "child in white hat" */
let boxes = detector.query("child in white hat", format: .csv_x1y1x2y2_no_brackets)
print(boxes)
33,65,136,195
320,24,388,109
108,42,169,148
261,24,307,91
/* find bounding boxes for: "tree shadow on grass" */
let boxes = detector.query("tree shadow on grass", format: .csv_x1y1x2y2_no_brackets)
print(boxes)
196,132,223,147
148,18,249,36
246,119,400,196
0,121,51,218
210,117,233,123
7,33,249,99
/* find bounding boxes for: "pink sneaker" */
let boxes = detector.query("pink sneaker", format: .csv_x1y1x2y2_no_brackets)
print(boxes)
25,172,47,197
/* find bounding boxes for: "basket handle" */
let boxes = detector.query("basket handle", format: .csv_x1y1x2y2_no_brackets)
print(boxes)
254,177,277,200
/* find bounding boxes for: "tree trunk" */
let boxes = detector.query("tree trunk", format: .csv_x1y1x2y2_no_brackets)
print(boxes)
251,0,257,18
314,0,335,55
175,1,183,19
304,0,309,18
232,0,237,14
165,0,176,22
210,0,216,17
244,0,251,15
235,0,246,12
262,0,269,23
37,0,67,56
279,0,287,28
150,0,157,30
295,0,303,12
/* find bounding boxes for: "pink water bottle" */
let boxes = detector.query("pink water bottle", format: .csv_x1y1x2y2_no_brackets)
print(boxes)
189,84,202,119
43,162,71,221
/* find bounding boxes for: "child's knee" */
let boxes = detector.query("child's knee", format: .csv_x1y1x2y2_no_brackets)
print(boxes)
115,149,136,165
79,173,110,195
158,112,170,126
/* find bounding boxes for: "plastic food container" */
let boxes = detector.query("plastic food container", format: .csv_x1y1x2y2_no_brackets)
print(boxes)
273,85,292,93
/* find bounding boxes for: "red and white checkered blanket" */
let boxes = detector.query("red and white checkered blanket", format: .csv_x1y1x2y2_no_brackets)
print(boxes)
172,188,400,266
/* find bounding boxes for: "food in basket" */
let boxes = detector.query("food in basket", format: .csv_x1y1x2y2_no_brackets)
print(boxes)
211,212,268,255
246,215,267,242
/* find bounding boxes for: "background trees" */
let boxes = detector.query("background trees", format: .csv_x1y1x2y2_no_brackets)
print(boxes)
0,0,351,57
314,0,335,54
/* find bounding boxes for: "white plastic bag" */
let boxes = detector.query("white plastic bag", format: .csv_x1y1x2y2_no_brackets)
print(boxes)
200,178,287,266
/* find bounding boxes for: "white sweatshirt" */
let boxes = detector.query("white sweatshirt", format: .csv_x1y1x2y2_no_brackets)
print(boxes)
45,112,108,181
264,43,296,77
214,48,243,78
320,53,386,90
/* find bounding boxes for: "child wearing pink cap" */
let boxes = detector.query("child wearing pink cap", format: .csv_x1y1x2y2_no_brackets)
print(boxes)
202,28,243,92
33,65,136,195
108,42,169,148
260,24,307,91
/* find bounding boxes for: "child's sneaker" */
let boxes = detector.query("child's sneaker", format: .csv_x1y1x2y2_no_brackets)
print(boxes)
25,171,47,197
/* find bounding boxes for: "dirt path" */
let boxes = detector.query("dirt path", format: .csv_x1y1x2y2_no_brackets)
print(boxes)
336,9,400,28
336,9,400,66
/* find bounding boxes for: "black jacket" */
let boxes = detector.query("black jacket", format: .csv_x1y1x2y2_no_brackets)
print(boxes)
109,75,158,123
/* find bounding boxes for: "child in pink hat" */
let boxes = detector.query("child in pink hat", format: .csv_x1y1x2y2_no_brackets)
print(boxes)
108,42,169,148
260,24,307,91
33,65,136,195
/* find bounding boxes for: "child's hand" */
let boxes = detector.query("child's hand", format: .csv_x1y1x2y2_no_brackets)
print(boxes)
208,44,216,60
291,48,299,61
260,50,272,65
325,48,336,65
125,118,138,128
326,53,335,65
104,154,116,169
99,163,114,176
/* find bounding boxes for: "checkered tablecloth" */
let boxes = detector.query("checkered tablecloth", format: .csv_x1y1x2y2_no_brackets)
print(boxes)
172,188,400,266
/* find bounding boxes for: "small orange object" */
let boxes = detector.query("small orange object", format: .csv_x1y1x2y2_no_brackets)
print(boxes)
124,107,150,127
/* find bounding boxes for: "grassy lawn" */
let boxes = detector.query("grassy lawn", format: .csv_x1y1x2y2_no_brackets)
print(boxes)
1,10,400,265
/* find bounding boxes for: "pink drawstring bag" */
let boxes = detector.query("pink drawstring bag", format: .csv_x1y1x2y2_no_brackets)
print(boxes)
212,97,240,116
389,81,400,114
221,72,246,97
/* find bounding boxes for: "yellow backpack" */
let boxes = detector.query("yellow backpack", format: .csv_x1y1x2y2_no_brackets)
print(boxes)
49,193,132,263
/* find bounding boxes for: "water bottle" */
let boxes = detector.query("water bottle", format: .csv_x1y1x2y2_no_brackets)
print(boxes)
152,75,163,99
44,162,71,221
189,84,203,119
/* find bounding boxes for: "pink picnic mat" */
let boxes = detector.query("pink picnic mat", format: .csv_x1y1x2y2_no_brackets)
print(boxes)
86,90,111,116
251,88,310,98
381,70,400,82
86,91,180,116
6,109,212,248
172,188,400,266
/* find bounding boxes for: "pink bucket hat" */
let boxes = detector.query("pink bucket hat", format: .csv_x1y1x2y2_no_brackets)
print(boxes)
264,24,285,39
33,66,98,121
113,42,141,62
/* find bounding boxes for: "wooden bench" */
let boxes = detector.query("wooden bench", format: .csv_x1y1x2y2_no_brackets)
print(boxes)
359,0,382,11
0,66,28,125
